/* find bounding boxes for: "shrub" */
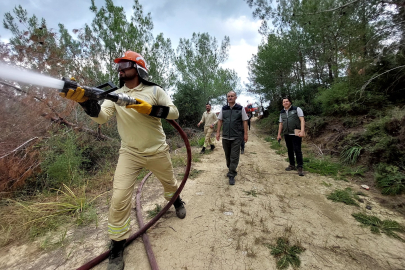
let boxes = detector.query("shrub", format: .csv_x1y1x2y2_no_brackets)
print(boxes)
352,212,405,241
340,144,362,165
327,188,359,206
39,130,88,189
305,116,327,138
265,237,306,270
256,111,280,135
305,156,342,177
375,164,405,195
315,82,360,116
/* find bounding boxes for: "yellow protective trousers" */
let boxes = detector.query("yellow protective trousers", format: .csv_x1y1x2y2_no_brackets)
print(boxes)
108,147,178,241
203,126,215,148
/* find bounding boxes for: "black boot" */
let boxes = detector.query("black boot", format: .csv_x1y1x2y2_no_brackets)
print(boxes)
210,144,215,151
107,239,126,270
173,196,186,219
200,147,206,154
229,176,235,185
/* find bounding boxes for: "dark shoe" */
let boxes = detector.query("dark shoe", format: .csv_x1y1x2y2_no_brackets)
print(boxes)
241,148,244,154
229,176,235,185
200,147,206,154
298,167,304,176
285,165,296,171
210,144,215,151
108,240,126,270
173,197,186,219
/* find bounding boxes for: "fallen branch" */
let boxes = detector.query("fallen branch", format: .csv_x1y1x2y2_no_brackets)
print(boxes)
0,137,39,160
357,65,405,98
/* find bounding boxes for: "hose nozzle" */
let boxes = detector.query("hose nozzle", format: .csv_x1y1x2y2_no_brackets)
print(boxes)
60,77,138,106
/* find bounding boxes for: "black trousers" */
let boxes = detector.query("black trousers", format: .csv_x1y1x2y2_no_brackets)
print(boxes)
222,138,242,177
284,135,303,168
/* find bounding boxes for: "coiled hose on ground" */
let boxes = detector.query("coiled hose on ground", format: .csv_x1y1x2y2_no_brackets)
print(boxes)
76,119,192,270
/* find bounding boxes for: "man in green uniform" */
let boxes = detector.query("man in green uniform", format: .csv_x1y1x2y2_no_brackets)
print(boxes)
60,51,186,270
197,103,218,153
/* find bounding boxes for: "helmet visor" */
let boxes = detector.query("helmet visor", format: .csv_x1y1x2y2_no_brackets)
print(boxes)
116,61,135,72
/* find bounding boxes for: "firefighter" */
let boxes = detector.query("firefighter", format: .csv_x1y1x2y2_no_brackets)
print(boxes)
197,103,218,153
60,51,186,270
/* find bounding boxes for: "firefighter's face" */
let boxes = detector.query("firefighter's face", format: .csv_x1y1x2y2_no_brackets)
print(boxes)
118,61,137,81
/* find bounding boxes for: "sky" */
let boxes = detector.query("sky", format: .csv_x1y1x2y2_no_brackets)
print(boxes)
0,0,265,108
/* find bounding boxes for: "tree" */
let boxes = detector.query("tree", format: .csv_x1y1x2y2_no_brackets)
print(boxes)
245,0,401,113
173,32,240,124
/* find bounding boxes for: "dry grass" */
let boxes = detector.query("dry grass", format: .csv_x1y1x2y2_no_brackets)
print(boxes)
0,184,102,247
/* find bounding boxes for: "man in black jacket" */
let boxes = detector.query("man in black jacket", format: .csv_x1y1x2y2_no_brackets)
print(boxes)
277,97,305,176
216,91,249,185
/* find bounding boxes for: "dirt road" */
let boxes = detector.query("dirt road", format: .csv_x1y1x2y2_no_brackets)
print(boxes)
1,123,405,270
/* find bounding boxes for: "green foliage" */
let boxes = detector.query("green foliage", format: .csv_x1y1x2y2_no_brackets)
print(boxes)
360,115,405,165
246,0,403,118
305,116,327,137
192,153,201,163
244,190,258,197
147,204,162,218
257,111,280,134
375,164,405,195
173,32,240,125
189,134,205,147
315,82,362,116
265,237,306,270
189,169,202,179
340,144,362,165
327,188,359,206
305,156,342,178
247,33,298,102
352,212,405,241
266,136,287,155
341,166,366,178
198,137,205,147
40,130,88,189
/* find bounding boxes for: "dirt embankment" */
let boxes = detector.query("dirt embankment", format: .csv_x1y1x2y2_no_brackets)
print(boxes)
1,121,405,270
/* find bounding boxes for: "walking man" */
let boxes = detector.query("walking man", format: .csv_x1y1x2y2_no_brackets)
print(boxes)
197,103,218,154
277,97,305,176
216,91,249,185
60,51,186,270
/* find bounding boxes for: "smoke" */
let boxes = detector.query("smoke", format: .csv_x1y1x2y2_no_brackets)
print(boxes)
0,62,64,89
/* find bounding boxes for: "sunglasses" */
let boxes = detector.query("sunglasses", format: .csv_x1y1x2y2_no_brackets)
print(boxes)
116,62,135,72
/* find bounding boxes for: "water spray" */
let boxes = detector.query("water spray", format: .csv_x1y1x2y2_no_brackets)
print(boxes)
0,63,138,106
